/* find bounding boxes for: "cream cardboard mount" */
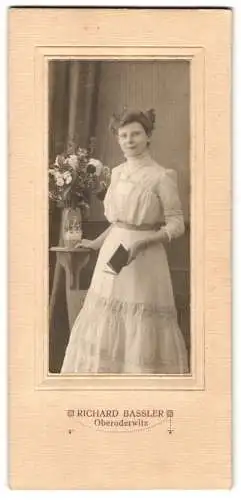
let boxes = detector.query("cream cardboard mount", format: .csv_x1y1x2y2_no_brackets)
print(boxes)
8,8,231,489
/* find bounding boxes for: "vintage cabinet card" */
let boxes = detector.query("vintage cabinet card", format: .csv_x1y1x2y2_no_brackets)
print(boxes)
9,8,231,489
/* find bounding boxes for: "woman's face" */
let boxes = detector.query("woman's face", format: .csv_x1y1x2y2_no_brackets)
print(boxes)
117,121,149,158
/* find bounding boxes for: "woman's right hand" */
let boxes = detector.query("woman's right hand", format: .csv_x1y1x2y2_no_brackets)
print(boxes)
74,239,101,251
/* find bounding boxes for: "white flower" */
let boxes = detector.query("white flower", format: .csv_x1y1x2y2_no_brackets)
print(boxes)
88,158,103,176
68,154,79,169
65,174,72,185
77,148,88,158
54,171,62,179
56,177,64,187
63,170,72,184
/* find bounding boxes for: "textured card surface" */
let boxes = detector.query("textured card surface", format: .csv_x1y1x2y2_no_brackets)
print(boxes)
9,8,231,489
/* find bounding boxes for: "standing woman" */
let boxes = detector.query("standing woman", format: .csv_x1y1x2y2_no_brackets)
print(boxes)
61,108,188,374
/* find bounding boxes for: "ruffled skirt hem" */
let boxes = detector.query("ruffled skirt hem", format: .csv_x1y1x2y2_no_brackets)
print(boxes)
61,289,189,374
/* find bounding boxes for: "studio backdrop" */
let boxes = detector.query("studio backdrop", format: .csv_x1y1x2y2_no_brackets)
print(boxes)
48,59,190,373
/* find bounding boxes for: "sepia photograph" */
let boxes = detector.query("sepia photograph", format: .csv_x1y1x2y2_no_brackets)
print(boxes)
48,59,191,376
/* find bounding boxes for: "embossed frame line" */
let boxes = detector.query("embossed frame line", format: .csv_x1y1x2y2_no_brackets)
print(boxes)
34,45,205,391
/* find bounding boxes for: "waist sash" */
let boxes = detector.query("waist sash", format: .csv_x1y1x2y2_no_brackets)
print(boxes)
114,221,160,231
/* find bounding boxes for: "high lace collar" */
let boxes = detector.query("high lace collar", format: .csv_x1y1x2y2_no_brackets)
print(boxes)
124,150,153,171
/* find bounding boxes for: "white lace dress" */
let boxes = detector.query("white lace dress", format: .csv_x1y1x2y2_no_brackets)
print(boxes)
61,154,188,374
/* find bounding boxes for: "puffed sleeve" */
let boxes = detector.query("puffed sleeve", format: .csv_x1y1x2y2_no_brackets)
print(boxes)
156,169,185,240
103,164,122,222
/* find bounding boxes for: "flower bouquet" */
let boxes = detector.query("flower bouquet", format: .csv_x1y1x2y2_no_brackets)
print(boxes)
49,141,111,247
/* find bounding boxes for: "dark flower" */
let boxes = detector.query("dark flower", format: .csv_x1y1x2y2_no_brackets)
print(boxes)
87,164,96,174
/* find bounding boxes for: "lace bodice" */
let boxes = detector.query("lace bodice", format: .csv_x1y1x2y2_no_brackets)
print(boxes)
104,153,185,240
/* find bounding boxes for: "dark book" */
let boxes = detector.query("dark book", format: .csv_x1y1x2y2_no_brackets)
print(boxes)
106,244,129,274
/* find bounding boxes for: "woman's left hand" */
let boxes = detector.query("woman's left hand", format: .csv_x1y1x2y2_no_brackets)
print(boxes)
127,240,149,265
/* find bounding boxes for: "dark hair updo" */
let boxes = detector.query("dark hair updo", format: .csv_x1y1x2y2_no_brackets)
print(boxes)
109,108,156,137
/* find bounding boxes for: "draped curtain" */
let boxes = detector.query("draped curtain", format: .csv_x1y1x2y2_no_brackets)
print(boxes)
48,60,101,373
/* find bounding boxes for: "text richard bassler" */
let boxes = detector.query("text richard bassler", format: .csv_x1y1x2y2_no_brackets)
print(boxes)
71,408,166,428
76,409,165,418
